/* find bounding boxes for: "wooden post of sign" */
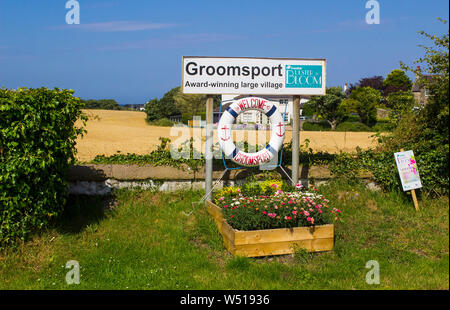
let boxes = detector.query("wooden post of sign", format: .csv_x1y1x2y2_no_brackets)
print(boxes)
291,95,301,186
205,95,214,204
400,148,420,211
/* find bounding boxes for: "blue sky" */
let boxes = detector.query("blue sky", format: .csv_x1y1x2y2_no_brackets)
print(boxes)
0,0,448,105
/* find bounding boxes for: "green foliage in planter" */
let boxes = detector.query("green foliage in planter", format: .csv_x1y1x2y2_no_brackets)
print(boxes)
0,87,87,247
215,185,339,231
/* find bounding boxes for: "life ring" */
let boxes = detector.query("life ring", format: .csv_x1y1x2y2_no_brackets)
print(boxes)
217,97,285,167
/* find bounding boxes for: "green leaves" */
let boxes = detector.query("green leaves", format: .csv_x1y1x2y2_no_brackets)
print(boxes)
349,87,381,126
0,87,86,247
307,86,347,130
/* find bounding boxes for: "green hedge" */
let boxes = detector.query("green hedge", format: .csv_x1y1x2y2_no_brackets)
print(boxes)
336,121,371,132
302,121,331,131
0,87,86,247
148,118,174,127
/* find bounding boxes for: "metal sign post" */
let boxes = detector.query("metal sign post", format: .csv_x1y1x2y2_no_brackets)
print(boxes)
205,95,214,203
291,95,301,186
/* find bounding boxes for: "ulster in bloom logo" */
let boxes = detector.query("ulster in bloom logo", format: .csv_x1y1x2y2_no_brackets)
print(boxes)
285,65,322,88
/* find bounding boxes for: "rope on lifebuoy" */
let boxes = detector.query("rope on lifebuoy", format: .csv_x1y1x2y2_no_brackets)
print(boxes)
217,97,285,167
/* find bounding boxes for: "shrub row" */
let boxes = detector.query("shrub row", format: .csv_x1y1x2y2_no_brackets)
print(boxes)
302,120,392,132
0,87,86,247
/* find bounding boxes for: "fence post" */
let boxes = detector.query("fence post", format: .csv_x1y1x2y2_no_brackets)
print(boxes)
292,95,300,186
205,95,214,204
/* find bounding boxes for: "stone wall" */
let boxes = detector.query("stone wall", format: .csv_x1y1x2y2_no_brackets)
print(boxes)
67,164,375,195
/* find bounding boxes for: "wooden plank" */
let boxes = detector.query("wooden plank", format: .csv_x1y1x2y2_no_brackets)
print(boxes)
234,238,334,257
221,230,236,255
220,220,235,244
411,189,420,211
234,225,334,246
206,200,224,221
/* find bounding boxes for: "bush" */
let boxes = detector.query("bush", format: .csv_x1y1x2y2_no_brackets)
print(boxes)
148,118,174,127
302,121,331,131
336,121,371,132
346,114,361,122
0,87,86,247
371,121,393,132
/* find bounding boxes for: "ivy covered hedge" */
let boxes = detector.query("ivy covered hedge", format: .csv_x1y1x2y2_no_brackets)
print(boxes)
0,87,86,247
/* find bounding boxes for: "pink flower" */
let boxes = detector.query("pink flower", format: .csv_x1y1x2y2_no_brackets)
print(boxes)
296,183,303,189
304,211,310,216
268,213,276,218
307,217,311,222
284,216,292,220
219,196,225,201
271,183,279,188
224,205,228,208
230,215,234,219
292,210,298,215
288,200,294,204
262,211,267,215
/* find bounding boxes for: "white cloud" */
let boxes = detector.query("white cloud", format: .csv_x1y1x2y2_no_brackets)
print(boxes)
61,21,177,32
94,33,244,51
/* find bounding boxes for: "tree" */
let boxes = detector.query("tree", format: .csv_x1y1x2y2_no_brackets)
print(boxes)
306,87,348,130
81,99,122,110
385,90,415,123
145,98,162,121
398,18,449,150
144,86,181,122
359,76,384,92
173,90,206,121
380,18,449,195
346,76,383,97
382,69,413,96
350,87,381,126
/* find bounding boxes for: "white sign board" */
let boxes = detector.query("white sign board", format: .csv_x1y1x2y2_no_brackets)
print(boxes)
394,150,422,191
182,56,326,95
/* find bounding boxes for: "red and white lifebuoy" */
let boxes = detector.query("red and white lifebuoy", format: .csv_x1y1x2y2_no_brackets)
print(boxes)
217,97,285,167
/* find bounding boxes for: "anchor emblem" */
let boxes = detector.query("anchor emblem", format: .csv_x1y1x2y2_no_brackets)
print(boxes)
276,122,284,137
220,125,231,141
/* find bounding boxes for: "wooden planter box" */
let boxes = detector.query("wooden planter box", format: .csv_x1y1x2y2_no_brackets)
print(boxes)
206,201,334,257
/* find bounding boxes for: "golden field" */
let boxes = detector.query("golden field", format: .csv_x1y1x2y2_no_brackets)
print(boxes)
75,109,379,162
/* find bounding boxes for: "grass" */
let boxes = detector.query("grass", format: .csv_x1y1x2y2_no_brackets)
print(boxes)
0,181,448,290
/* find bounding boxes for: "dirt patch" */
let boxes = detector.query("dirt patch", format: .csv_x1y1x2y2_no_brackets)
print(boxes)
337,191,361,202
366,199,379,211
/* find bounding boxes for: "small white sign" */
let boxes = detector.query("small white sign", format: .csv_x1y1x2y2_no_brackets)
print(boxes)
394,150,422,191
182,56,326,95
